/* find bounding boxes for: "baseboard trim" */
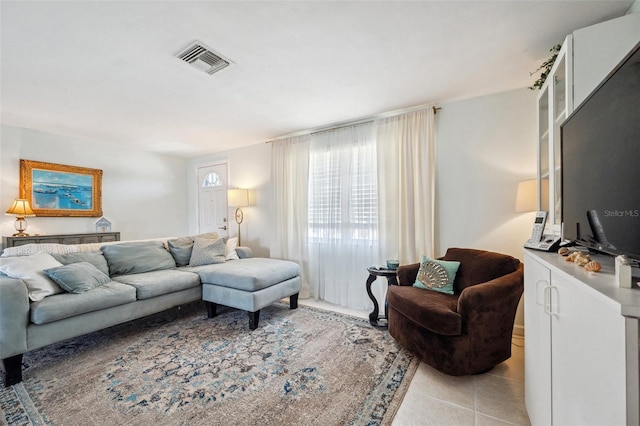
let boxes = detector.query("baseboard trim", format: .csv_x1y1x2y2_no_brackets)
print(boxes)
513,324,524,338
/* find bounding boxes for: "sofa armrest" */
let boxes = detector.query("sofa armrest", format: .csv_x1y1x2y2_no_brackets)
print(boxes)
0,274,29,359
236,246,253,259
396,263,420,286
457,264,524,335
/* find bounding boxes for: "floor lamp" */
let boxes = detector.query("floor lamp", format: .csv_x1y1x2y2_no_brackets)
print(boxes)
228,189,249,245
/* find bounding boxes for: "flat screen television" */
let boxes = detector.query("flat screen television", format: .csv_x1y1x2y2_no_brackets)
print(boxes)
561,41,640,262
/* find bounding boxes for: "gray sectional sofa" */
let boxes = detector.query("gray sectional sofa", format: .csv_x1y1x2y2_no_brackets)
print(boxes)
0,236,300,387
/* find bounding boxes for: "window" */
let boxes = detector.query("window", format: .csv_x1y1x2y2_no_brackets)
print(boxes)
202,172,222,188
307,125,378,243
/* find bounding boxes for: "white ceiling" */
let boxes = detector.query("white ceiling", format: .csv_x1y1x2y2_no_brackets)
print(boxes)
0,1,634,157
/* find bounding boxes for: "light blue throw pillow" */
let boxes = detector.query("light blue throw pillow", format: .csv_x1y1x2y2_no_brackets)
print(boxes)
44,262,111,294
167,237,194,267
52,251,110,276
413,255,460,295
101,241,176,276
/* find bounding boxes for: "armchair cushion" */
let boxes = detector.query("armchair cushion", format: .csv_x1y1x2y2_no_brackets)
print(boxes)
387,285,461,336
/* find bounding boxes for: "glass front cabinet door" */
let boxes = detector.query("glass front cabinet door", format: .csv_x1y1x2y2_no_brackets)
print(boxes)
537,35,573,236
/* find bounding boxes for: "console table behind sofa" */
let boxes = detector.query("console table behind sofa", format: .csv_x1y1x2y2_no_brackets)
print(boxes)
4,232,120,249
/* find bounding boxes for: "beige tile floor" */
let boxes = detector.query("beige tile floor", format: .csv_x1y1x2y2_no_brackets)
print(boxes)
299,299,530,426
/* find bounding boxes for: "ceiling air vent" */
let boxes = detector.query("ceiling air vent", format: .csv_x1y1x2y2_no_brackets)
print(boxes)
176,41,231,75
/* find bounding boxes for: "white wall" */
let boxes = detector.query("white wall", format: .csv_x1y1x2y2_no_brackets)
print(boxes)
435,88,537,334
435,88,537,258
0,125,189,244
187,142,273,258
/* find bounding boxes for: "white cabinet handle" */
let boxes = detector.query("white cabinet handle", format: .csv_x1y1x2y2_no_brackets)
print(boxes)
543,285,552,315
549,286,559,317
543,284,559,317
536,280,549,306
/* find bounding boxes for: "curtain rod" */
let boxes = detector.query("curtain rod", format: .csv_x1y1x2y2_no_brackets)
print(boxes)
266,103,441,144
310,120,374,136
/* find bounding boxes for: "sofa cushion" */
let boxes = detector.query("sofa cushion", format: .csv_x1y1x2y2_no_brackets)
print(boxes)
414,256,460,295
225,237,240,261
0,243,79,258
387,285,461,336
30,281,136,324
101,241,176,276
0,252,64,301
441,248,521,293
112,269,201,300
52,250,110,276
189,237,226,266
167,232,220,266
192,258,300,292
167,237,194,267
44,262,111,294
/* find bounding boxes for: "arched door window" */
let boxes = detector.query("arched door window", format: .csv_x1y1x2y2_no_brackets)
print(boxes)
202,172,223,188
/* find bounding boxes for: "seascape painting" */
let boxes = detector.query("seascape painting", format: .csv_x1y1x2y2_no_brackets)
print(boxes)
32,170,93,210
20,160,103,217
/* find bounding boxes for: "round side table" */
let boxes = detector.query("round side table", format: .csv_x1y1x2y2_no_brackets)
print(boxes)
366,266,398,328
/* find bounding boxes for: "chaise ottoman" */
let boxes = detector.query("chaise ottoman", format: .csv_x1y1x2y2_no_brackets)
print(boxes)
193,258,301,330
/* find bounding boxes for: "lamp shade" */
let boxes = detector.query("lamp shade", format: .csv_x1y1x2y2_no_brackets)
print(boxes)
228,189,249,207
6,199,35,217
515,179,538,212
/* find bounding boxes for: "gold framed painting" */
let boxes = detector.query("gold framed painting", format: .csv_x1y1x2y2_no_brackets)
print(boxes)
20,160,103,217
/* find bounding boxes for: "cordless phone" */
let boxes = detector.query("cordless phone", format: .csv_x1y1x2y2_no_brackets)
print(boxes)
524,211,561,251
529,211,547,243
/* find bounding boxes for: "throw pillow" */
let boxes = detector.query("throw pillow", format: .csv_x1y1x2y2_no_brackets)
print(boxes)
101,241,176,276
0,252,64,301
413,255,460,295
0,243,79,258
52,251,110,276
44,262,111,294
167,232,221,266
189,237,226,266
167,237,194,267
225,237,240,261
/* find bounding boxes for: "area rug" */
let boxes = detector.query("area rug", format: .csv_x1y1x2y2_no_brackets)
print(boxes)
0,302,418,426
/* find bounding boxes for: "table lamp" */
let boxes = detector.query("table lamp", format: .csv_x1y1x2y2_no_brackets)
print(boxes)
6,199,36,236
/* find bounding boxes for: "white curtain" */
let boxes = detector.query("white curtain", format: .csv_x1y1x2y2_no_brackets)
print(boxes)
376,109,435,264
271,135,311,298
307,123,378,310
271,108,435,310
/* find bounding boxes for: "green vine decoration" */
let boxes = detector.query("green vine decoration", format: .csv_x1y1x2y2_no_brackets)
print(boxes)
529,44,562,90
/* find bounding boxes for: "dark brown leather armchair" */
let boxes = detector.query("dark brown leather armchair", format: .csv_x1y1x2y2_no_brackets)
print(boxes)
387,248,524,375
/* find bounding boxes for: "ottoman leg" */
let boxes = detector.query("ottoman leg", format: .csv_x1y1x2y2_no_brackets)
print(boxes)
248,310,260,330
290,293,299,309
206,301,217,318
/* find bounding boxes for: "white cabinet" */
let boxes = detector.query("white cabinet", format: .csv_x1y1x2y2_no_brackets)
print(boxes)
536,36,572,235
535,13,640,236
524,257,552,425
524,251,640,425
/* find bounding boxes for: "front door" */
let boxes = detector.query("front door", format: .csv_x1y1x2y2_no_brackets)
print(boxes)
197,163,228,236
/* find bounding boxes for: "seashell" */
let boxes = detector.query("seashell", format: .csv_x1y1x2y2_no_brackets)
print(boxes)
558,247,571,256
574,254,591,266
584,261,602,272
567,252,580,262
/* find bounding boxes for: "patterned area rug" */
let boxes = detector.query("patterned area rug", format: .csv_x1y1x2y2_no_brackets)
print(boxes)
1,302,417,425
